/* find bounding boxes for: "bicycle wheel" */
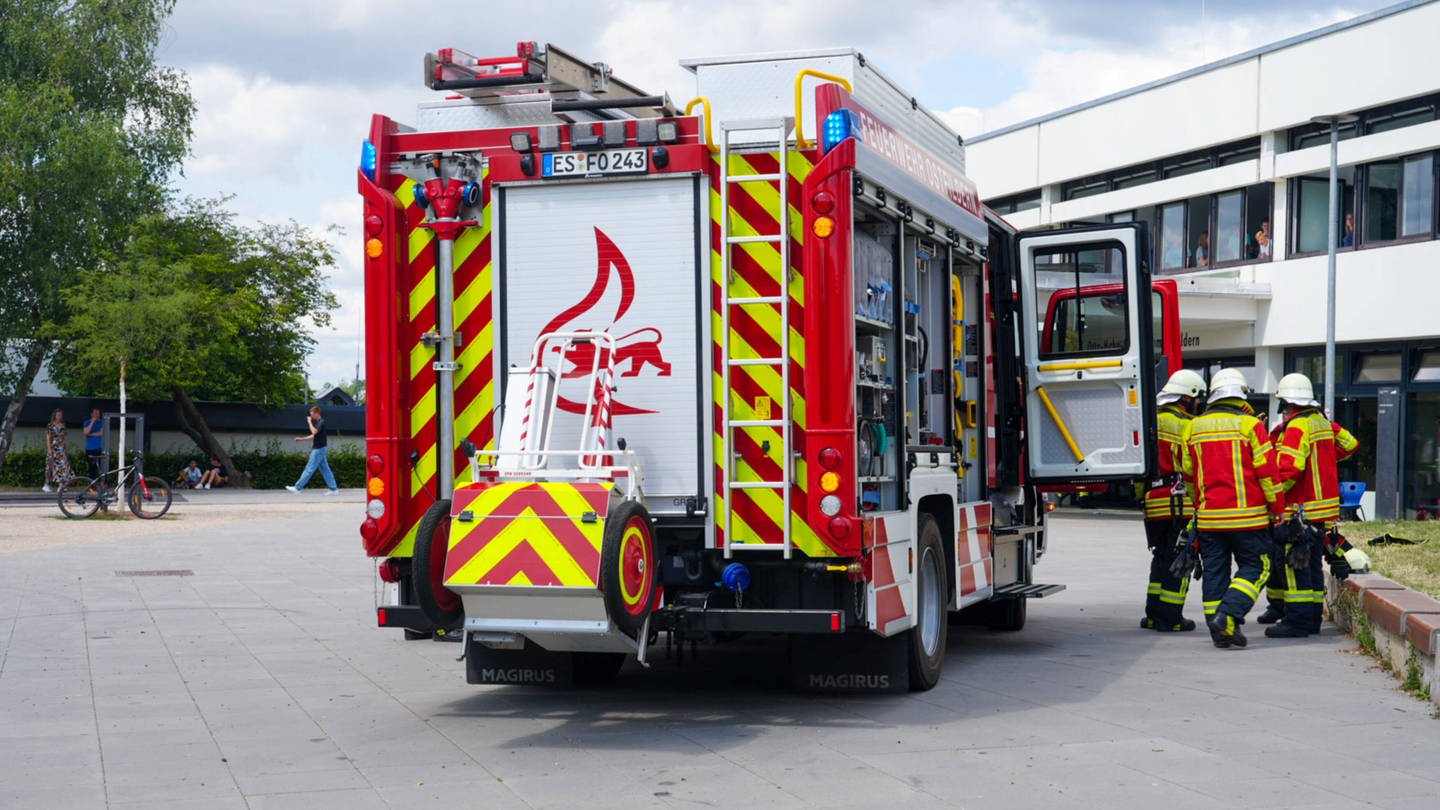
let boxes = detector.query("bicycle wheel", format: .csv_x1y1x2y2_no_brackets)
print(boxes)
58,477,102,519
128,476,173,519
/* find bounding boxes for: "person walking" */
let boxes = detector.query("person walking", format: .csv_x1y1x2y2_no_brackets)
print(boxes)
1140,369,1207,633
286,405,340,495
1258,373,1360,638
43,409,74,492
1180,368,1284,649
83,408,105,478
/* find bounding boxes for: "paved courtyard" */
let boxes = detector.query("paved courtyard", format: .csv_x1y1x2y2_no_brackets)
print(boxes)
2,495,1438,809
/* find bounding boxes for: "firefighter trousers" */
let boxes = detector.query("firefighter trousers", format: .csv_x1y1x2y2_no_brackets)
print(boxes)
1263,530,1325,632
1144,519,1191,629
1199,529,1272,627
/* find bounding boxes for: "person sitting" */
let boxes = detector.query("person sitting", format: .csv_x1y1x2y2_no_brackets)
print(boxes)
197,457,228,490
174,459,204,489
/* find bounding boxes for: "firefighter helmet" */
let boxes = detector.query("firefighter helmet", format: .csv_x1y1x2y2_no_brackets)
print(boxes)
1207,368,1251,404
1158,369,1207,404
1276,372,1320,408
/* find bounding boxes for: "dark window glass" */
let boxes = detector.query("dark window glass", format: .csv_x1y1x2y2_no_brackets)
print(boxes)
1404,392,1440,516
1163,157,1210,179
1355,353,1403,383
1215,190,1244,263
1218,147,1260,166
1186,196,1211,268
990,191,1041,215
1402,154,1435,237
1292,123,1358,151
1412,351,1440,382
1065,181,1107,200
1369,106,1435,134
1039,246,1130,358
1113,168,1157,189
1245,184,1274,261
1295,168,1356,253
1366,160,1401,242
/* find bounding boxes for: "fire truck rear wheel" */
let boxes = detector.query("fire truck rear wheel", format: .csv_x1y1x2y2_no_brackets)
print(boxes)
907,515,949,691
601,501,657,639
412,499,463,628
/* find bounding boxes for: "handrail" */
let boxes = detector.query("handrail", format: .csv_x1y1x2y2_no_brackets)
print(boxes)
793,69,853,150
684,96,718,154
1036,358,1124,373
1034,386,1085,464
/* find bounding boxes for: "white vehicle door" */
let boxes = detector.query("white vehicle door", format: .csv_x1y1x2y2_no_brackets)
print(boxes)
1015,224,1157,483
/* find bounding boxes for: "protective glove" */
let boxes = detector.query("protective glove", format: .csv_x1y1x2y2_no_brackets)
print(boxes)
1328,556,1353,580
1343,547,1371,573
1285,540,1312,570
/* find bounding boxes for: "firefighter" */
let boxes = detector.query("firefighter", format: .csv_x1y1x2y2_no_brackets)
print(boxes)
1140,369,1207,632
1258,373,1360,638
1180,368,1284,649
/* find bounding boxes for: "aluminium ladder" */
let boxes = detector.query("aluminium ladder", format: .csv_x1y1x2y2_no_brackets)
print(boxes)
718,118,796,558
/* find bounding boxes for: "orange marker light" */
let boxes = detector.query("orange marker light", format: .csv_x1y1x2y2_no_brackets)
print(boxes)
367,477,385,497
820,471,840,493
812,216,835,238
365,238,384,258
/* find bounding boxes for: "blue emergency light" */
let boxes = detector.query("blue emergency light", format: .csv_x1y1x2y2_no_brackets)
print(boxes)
821,109,863,154
360,139,377,181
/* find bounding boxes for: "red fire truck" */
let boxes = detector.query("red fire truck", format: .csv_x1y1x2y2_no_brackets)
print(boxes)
357,42,1178,691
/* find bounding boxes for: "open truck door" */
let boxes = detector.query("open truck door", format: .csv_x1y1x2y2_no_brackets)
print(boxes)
1016,224,1156,483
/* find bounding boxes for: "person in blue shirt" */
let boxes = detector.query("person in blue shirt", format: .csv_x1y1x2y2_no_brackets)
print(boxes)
1341,212,1354,247
83,408,105,478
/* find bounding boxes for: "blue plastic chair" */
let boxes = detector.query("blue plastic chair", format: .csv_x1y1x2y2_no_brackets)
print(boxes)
1339,481,1365,520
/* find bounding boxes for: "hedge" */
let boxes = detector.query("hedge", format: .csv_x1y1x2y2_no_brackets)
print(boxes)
2,445,366,489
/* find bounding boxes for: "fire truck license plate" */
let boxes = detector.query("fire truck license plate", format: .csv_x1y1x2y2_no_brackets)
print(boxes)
543,149,648,178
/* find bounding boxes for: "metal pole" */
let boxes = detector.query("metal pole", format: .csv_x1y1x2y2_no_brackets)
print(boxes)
436,236,456,500
1324,122,1338,418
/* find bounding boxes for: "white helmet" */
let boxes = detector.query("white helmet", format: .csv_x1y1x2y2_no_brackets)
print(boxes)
1207,368,1251,404
1276,372,1319,408
1158,369,1207,405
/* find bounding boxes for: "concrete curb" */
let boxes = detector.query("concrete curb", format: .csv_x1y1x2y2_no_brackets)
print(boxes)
1327,572,1440,704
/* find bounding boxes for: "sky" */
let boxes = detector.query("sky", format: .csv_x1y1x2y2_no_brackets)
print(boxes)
155,0,1399,393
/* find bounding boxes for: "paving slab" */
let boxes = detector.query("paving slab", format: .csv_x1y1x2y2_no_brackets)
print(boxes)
2,499,1439,808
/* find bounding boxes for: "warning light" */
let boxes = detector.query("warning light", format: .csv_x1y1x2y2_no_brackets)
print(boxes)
820,471,841,493
821,109,863,154
365,238,383,258
813,216,835,238
367,477,385,497
360,139,377,181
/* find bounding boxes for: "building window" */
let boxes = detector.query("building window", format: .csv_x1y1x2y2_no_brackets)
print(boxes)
1293,168,1356,254
1062,177,1108,201
1367,100,1436,135
1244,184,1274,261
1402,154,1435,238
988,190,1041,215
1158,202,1186,272
1163,156,1211,179
1113,168,1157,189
1412,350,1440,382
1290,121,1359,151
1354,352,1403,383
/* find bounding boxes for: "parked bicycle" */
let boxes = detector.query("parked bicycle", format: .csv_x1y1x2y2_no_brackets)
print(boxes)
58,451,173,520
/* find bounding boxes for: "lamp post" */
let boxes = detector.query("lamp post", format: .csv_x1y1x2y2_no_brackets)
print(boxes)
1309,113,1358,417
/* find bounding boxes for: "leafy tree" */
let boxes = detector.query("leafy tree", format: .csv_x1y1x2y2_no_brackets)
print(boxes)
0,0,193,476
52,199,339,486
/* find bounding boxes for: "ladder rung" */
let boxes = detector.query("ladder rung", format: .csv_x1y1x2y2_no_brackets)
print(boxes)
725,234,783,245
730,481,785,490
728,357,783,367
728,295,785,305
727,173,784,183
727,419,785,428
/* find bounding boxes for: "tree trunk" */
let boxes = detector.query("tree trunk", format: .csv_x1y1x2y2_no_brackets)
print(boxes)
0,340,49,478
171,385,251,488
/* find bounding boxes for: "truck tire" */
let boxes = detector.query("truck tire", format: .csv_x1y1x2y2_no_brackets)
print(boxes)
412,499,463,628
907,515,949,691
601,500,657,639
572,652,626,685
986,595,1028,632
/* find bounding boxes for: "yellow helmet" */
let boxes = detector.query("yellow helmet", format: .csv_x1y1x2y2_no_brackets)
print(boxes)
1207,368,1251,404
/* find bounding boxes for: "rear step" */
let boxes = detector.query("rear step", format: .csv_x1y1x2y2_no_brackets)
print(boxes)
992,583,1066,599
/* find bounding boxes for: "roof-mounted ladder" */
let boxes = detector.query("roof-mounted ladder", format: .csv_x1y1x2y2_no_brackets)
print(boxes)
425,41,675,116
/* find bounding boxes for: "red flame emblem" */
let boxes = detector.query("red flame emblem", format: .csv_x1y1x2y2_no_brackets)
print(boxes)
539,228,672,416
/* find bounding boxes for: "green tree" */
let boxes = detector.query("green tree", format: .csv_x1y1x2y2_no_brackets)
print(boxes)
52,199,339,486
0,0,193,475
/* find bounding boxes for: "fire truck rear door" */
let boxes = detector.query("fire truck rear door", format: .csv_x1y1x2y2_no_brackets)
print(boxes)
1015,224,1156,483
496,176,706,515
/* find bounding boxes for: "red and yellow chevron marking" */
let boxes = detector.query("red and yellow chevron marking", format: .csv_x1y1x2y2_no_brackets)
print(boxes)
390,171,496,557
443,481,613,588
711,149,834,557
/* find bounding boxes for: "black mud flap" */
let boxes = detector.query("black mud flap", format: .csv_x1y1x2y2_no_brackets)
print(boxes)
788,632,908,694
465,636,575,687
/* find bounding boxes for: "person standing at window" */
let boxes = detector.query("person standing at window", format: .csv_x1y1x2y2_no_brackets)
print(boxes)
1255,219,1272,260
286,405,340,495
43,409,74,493
1193,232,1210,267
1341,212,1354,247
83,408,105,478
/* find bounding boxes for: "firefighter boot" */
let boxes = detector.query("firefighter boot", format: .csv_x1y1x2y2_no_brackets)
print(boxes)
1154,618,1197,632
1256,603,1285,624
1264,622,1310,638
1208,612,1247,649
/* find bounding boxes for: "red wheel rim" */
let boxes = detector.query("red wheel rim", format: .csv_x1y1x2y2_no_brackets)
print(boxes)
429,518,461,612
616,516,653,617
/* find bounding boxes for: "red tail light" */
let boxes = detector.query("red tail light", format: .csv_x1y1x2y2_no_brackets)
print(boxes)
812,191,835,214
818,447,842,469
367,453,385,475
828,517,851,538
360,518,379,542
378,558,401,583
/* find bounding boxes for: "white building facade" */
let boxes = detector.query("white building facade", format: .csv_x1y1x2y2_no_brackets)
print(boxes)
967,0,1440,519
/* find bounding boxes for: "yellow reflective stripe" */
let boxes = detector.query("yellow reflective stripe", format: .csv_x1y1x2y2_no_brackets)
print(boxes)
1230,577,1261,600
1147,583,1162,595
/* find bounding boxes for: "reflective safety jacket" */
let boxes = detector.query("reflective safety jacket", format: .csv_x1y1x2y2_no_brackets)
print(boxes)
1270,408,1360,523
1180,398,1284,531
1144,403,1194,521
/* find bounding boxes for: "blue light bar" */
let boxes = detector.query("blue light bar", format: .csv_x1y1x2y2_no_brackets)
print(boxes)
360,139,377,181
821,109,863,154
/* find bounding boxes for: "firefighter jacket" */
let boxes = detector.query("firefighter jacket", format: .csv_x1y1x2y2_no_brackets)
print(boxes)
1180,397,1284,531
1270,407,1360,523
1143,403,1194,521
